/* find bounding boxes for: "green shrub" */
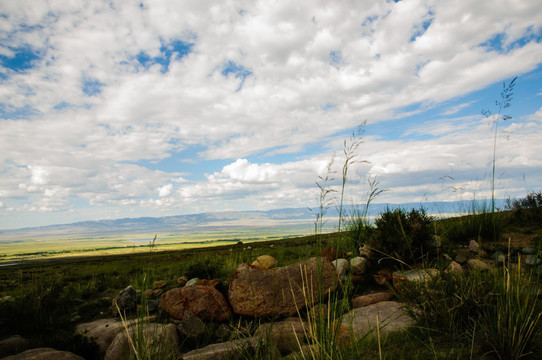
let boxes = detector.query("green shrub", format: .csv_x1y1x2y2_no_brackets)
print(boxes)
506,191,542,224
368,208,433,264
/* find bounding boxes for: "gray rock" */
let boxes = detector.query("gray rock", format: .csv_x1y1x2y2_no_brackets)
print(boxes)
112,285,137,312
350,257,369,275
444,261,463,274
104,323,179,360
455,249,470,264
467,259,491,271
0,335,30,358
1,348,85,360
521,248,537,255
392,269,438,291
468,240,479,253
75,318,125,356
525,255,541,266
492,251,506,264
332,258,350,280
228,257,337,317
255,318,308,353
341,301,414,339
177,311,206,338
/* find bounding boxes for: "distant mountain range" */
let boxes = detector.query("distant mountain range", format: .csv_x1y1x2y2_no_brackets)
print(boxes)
0,200,506,241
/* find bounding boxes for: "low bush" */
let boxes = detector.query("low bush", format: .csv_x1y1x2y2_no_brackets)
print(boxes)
368,207,433,265
506,191,542,224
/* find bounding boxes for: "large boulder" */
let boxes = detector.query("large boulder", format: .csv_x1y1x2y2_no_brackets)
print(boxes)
0,348,85,360
104,323,179,360
255,318,308,353
159,285,231,321
341,301,413,339
75,318,125,356
228,257,337,317
0,335,30,358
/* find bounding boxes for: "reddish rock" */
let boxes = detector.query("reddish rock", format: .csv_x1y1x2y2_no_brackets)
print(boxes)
159,285,231,321
228,257,337,317
197,279,220,288
319,247,346,261
352,292,394,308
373,268,393,285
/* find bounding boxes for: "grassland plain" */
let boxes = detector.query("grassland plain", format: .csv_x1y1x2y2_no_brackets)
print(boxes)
0,198,541,359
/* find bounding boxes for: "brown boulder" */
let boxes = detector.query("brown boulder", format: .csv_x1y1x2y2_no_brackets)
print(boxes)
228,257,337,317
352,292,394,308
159,285,231,321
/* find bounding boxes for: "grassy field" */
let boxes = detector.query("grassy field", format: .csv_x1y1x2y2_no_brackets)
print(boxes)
1,193,541,359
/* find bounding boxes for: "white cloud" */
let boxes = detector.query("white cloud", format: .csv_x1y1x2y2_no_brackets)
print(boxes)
0,0,541,228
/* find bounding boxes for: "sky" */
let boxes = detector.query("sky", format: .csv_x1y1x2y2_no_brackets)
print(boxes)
1,0,542,230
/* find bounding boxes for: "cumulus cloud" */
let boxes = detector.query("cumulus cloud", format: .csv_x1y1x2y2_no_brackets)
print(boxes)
0,0,541,228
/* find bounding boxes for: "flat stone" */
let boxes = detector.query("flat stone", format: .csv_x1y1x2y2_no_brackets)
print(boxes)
392,269,438,291
467,259,491,271
352,292,393,308
182,337,260,360
255,318,308,353
0,335,30,358
104,323,179,360
1,348,85,360
341,301,414,339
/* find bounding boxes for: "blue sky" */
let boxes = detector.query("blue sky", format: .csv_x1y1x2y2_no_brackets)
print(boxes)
1,0,542,229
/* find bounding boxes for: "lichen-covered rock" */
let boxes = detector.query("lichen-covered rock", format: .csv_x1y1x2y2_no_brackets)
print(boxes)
251,255,278,269
228,257,337,317
112,285,137,312
159,285,231,321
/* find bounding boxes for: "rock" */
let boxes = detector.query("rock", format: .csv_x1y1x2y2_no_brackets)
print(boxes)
525,255,541,266
392,269,439,292
112,285,137,313
352,292,394,308
197,279,220,288
146,299,160,313
455,249,470,264
1,348,85,360
177,311,206,338
467,259,491,271
332,258,350,280
215,324,232,341
228,257,337,317
430,235,442,248
0,335,30,358
341,301,414,339
255,317,308,353
319,247,345,261
177,276,188,286
185,277,201,287
182,337,261,360
468,240,479,253
104,323,179,360
350,257,368,275
359,244,373,259
143,288,163,299
153,280,167,289
159,285,231,321
76,318,125,356
492,251,506,264
251,255,278,269
373,268,393,285
521,248,537,255
0,296,14,303
444,261,463,274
